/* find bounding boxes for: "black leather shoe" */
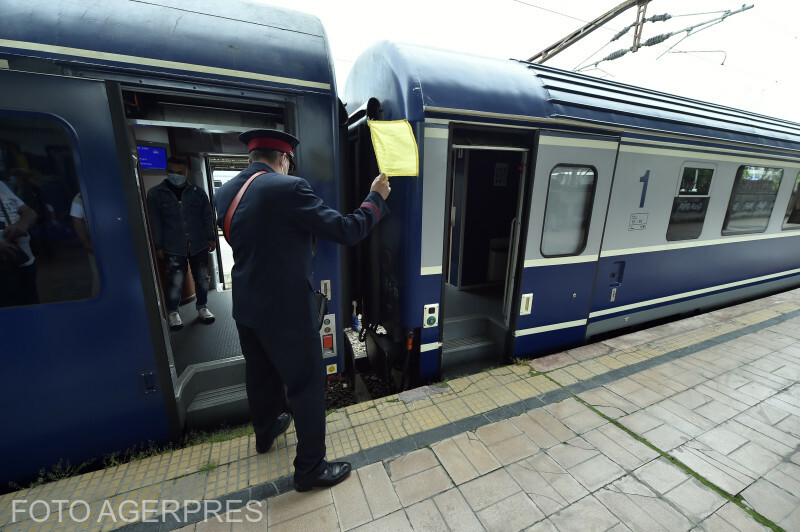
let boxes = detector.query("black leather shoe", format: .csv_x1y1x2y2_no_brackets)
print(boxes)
294,462,352,492
255,413,291,453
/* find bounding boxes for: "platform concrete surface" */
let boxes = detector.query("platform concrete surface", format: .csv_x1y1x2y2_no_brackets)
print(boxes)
3,288,800,531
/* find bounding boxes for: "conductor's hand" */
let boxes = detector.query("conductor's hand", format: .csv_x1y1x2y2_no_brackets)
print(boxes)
370,173,391,200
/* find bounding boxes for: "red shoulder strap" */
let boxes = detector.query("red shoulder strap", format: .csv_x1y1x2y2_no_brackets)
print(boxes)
223,171,267,245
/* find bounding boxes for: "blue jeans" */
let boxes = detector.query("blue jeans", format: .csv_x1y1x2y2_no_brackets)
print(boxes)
165,249,209,313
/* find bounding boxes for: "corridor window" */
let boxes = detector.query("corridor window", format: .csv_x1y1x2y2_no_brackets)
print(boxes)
722,166,783,235
782,171,800,230
666,165,714,241
541,165,596,256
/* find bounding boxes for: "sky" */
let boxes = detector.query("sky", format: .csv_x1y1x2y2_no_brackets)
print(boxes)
254,0,800,123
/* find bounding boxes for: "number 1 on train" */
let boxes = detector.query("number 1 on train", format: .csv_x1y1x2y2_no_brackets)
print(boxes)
639,170,650,208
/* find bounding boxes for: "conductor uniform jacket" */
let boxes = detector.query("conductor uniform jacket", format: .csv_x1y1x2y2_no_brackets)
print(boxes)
214,161,389,333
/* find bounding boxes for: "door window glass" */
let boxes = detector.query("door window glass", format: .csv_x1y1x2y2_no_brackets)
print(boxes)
666,165,714,241
782,171,800,230
722,166,783,235
0,114,100,308
541,165,596,256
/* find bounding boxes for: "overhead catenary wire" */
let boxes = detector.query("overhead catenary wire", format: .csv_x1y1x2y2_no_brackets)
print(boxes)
576,3,753,72
611,12,671,42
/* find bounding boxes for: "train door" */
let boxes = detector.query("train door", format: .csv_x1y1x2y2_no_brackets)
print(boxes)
440,128,533,377
121,88,291,428
512,131,619,357
0,70,179,486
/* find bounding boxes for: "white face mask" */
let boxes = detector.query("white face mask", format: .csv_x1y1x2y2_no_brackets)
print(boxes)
167,173,187,186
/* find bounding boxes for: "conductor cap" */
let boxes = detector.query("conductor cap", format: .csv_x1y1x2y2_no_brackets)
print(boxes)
239,129,299,154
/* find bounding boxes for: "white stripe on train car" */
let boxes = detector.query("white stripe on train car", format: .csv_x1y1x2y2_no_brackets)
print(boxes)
619,143,797,166
622,137,800,164
524,255,599,268
515,319,588,337
420,342,442,352
589,267,800,318
0,38,331,90
539,136,618,150
423,114,800,162
421,266,443,276
602,231,800,258
424,127,449,138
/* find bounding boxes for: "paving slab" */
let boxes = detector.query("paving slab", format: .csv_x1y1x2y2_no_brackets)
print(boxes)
5,289,800,532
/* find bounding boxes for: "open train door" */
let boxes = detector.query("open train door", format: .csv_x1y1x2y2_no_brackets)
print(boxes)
0,70,178,486
512,131,619,358
440,127,534,377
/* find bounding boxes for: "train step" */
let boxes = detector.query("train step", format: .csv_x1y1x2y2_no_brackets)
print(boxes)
442,316,488,341
441,334,497,377
185,383,250,429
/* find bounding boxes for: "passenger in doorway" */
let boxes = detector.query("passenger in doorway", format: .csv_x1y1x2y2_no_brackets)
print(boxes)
214,129,390,492
0,180,39,307
146,156,217,329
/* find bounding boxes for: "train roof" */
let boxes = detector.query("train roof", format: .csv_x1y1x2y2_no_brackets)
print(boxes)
1,0,334,92
343,41,800,151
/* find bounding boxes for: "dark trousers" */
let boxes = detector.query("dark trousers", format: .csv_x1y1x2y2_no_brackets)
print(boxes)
165,249,209,312
236,322,327,479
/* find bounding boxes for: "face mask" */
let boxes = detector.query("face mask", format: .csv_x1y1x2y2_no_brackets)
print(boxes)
167,173,186,186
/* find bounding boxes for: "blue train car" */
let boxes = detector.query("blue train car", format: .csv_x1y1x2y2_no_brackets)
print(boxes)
0,0,348,487
343,41,800,383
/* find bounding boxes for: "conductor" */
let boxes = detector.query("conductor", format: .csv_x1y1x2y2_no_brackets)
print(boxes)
214,129,390,492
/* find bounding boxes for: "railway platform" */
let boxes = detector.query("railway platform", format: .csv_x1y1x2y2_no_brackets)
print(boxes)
3,288,800,531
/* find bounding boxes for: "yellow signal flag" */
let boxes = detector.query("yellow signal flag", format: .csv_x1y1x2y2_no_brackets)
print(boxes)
367,120,419,177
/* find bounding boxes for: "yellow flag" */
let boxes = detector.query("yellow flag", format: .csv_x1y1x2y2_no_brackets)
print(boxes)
367,120,419,177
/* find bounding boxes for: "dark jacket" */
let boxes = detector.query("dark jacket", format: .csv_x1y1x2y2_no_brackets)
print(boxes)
146,180,216,256
214,161,388,331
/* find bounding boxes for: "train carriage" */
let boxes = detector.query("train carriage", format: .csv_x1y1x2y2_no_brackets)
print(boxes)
0,0,349,487
343,41,800,384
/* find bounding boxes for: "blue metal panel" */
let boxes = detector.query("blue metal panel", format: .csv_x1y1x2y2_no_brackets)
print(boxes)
517,263,597,328
591,236,800,320
1,0,333,91
514,327,586,357
0,71,171,486
513,263,596,352
419,349,439,382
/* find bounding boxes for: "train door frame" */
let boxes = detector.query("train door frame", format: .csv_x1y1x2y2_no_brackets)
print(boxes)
204,154,250,291
439,125,535,371
118,85,296,382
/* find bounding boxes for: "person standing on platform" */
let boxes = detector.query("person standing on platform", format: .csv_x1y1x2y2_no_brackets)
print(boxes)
214,129,390,492
146,155,217,330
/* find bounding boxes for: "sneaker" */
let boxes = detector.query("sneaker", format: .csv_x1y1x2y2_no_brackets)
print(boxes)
198,307,215,323
168,312,183,330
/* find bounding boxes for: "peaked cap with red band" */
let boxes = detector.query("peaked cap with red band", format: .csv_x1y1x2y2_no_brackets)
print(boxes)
239,129,300,154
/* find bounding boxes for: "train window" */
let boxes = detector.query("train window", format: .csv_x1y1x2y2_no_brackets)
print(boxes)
666,165,715,241
722,166,784,235
0,114,100,308
782,171,800,230
541,165,596,256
